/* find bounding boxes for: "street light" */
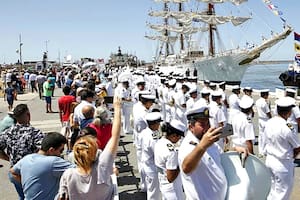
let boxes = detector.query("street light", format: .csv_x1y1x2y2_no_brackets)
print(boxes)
45,40,50,53
16,34,23,69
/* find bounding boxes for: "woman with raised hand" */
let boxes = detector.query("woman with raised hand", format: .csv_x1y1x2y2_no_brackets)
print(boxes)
58,96,121,200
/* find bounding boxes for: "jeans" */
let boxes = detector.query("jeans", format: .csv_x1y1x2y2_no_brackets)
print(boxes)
8,171,24,200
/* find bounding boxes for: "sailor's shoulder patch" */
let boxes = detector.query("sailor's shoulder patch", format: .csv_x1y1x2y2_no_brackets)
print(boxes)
189,141,198,146
287,123,294,130
167,143,174,151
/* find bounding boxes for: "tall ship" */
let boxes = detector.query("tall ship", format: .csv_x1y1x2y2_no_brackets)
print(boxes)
146,0,292,84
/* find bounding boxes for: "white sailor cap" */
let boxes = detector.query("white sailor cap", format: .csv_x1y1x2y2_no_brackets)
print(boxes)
276,96,296,108
189,85,198,94
209,82,217,87
218,81,226,86
182,82,190,89
120,79,129,83
108,75,113,79
186,105,210,120
243,86,253,92
145,112,162,122
239,96,254,109
141,94,156,101
201,88,211,95
204,80,210,84
286,88,296,94
169,79,176,86
169,119,186,136
232,85,240,90
135,77,145,85
260,89,270,93
211,90,223,97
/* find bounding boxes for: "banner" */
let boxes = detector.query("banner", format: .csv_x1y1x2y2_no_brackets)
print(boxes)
263,0,286,22
294,32,300,42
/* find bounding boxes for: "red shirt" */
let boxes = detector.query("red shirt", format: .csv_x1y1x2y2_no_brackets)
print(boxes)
88,123,112,150
58,95,76,122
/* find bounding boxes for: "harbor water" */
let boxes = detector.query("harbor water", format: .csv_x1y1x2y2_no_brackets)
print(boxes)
241,63,287,91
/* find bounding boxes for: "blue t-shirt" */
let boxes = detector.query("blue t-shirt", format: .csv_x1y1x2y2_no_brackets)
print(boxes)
12,153,75,200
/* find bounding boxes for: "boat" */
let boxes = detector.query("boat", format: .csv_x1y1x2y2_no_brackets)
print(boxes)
107,47,139,68
146,0,292,85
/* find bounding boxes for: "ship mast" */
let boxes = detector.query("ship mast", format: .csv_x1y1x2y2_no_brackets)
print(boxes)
164,3,170,56
208,3,215,56
179,2,184,51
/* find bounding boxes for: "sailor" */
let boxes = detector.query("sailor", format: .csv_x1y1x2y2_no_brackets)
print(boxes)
157,77,167,122
231,95,255,154
203,80,210,90
241,86,254,118
194,87,210,107
165,79,176,123
132,94,156,191
178,104,248,199
116,79,133,134
286,88,300,133
228,85,241,124
174,83,190,127
209,90,227,152
132,76,146,103
263,97,300,200
141,112,162,199
154,119,185,200
217,81,229,119
186,85,199,111
255,89,272,156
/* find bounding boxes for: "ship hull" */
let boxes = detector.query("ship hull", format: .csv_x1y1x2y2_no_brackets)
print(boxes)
159,52,250,85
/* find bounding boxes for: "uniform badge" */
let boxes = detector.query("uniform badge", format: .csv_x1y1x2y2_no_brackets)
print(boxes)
167,143,174,151
247,116,252,123
189,141,198,146
286,123,294,130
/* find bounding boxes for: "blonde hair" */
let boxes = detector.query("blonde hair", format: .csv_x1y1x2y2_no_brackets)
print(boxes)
73,135,98,174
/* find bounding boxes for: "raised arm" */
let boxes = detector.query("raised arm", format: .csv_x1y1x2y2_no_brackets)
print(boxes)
105,96,121,156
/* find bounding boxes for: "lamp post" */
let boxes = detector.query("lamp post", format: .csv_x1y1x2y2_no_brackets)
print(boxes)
45,40,50,53
19,34,23,67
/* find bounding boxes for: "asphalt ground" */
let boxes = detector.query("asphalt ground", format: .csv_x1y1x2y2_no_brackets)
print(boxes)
0,86,299,199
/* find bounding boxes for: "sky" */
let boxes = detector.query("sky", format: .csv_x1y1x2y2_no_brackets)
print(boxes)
0,0,299,64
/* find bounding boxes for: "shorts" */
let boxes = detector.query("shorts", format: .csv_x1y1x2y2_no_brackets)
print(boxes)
45,96,51,104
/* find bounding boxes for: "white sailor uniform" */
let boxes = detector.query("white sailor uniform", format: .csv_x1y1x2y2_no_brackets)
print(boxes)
255,96,271,154
118,85,133,134
228,93,240,124
209,100,227,151
178,131,227,200
263,116,300,200
141,127,161,200
132,101,149,191
231,111,255,148
155,137,184,200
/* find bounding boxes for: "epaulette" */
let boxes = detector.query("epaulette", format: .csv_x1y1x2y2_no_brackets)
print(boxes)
189,141,198,146
167,143,174,151
287,123,294,131
152,132,161,140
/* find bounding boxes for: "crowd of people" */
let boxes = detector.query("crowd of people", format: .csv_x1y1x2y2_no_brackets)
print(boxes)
0,65,300,199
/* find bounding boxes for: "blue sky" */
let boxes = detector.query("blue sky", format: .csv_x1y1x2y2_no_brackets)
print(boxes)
0,0,299,64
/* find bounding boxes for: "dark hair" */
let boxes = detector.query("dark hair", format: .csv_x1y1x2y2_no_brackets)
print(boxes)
13,104,29,118
62,86,71,95
277,106,293,116
80,89,95,100
212,95,221,101
78,127,97,138
41,132,67,151
261,92,269,98
240,107,252,114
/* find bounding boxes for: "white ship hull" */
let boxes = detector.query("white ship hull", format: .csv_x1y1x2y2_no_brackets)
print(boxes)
159,52,250,84
192,52,250,83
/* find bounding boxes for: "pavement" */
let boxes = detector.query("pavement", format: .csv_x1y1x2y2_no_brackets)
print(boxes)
0,87,299,199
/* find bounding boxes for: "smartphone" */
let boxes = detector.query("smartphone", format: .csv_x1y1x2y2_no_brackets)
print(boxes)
219,124,233,138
